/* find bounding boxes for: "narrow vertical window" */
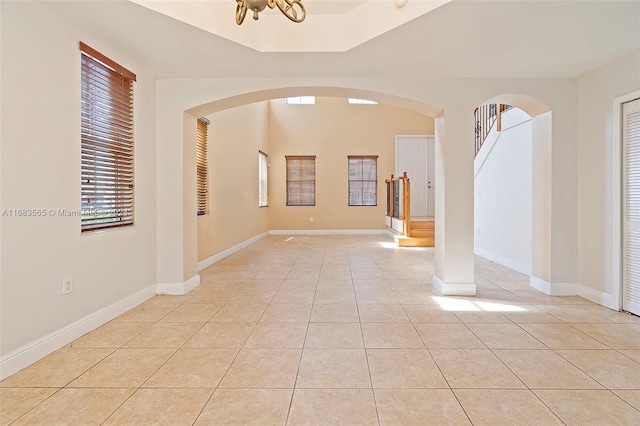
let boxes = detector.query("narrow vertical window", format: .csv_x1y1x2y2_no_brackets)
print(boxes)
196,117,210,216
286,156,316,206
80,42,136,232
348,156,378,206
259,151,269,207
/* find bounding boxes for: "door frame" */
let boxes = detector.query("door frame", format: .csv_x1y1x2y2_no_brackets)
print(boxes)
395,134,434,217
612,90,640,312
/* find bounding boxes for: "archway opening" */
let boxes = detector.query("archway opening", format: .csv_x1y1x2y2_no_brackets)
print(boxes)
472,94,553,295
184,87,443,271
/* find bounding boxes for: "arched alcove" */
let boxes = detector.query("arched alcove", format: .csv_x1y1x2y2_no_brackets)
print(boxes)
472,94,564,296
170,86,447,295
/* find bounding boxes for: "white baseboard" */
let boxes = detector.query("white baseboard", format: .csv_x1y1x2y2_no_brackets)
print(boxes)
474,247,532,275
433,275,477,296
197,231,269,271
530,276,577,296
269,229,388,235
156,275,200,295
577,284,617,310
391,218,404,233
0,284,157,381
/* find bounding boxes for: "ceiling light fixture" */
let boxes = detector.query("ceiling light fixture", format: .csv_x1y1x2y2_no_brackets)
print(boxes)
236,0,306,24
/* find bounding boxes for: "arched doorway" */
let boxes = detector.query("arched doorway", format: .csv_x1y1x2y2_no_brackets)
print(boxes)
472,94,573,297
156,86,447,295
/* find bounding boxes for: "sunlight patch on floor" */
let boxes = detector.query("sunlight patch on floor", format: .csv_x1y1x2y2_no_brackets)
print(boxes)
432,297,526,312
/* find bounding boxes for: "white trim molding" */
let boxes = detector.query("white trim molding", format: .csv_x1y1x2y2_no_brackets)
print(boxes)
197,231,269,271
611,90,640,312
433,275,476,296
156,275,200,295
578,284,617,310
269,229,387,235
530,275,577,296
0,284,157,381
474,247,532,276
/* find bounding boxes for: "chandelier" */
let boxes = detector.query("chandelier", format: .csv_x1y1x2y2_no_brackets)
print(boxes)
236,0,306,24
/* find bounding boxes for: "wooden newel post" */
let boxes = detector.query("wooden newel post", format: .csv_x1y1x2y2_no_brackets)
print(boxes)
389,174,395,219
405,175,411,237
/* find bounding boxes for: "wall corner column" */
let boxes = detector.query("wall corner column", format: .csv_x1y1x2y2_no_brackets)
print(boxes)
433,108,476,296
155,92,199,295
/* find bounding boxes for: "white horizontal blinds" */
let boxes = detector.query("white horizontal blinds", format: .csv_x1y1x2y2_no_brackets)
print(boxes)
259,151,268,207
286,156,315,206
624,98,640,314
348,156,378,206
197,118,209,216
80,42,136,232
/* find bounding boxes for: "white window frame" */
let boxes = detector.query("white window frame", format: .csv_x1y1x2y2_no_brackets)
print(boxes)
259,151,269,207
348,98,378,105
286,96,315,105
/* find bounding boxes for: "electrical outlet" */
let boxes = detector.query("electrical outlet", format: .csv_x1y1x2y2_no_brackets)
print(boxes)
62,276,73,295
309,217,314,222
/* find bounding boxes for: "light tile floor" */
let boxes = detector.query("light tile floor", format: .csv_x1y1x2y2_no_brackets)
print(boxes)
2,235,640,425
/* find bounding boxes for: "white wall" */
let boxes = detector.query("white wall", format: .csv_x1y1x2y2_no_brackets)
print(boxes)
474,109,533,274
155,76,580,298
578,49,640,306
0,2,157,364
7,0,623,377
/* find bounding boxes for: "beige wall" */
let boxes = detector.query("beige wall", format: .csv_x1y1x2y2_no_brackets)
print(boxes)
197,102,270,262
578,50,640,300
268,97,433,230
197,97,432,258
1,2,157,355
6,0,635,379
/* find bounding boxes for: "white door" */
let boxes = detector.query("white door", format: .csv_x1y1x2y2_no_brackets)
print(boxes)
426,136,435,217
623,98,640,316
396,136,430,217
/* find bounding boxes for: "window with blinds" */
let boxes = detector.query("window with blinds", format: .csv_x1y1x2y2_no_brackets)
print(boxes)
197,117,210,216
259,151,268,207
286,156,316,206
80,42,136,232
348,156,378,206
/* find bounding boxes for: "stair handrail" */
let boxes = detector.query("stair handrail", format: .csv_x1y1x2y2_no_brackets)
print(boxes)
399,172,411,236
385,172,411,236
474,103,512,157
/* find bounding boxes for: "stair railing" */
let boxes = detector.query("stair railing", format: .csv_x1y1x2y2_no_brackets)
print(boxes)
385,174,395,218
474,103,512,157
385,172,411,236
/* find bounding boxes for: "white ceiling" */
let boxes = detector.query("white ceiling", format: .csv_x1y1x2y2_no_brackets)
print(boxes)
129,0,449,52
300,0,368,15
42,0,640,79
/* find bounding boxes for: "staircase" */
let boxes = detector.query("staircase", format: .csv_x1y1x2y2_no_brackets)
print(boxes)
395,219,434,247
475,103,512,157
385,172,434,247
